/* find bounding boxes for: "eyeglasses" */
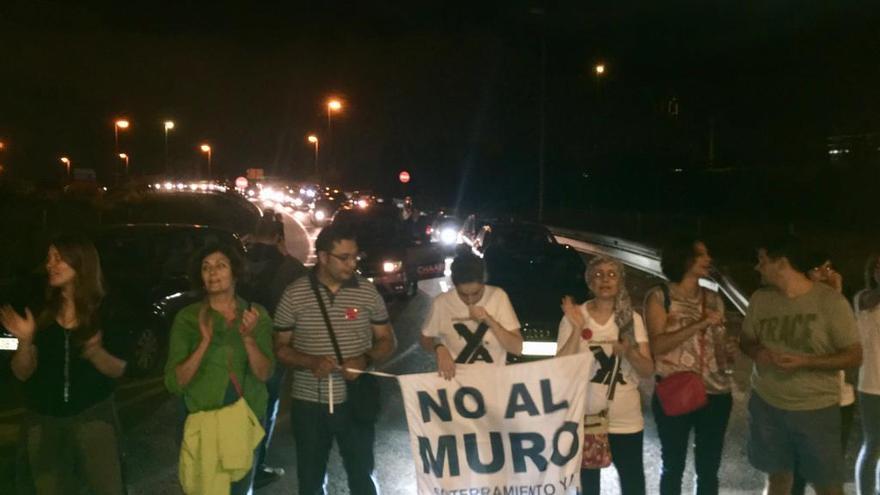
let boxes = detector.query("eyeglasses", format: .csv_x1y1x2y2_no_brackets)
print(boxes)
811,263,833,273
589,270,619,280
327,252,361,264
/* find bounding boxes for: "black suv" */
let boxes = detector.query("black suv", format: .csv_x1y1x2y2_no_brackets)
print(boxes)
461,216,588,360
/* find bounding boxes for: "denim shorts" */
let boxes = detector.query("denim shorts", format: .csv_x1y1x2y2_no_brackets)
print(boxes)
747,392,844,486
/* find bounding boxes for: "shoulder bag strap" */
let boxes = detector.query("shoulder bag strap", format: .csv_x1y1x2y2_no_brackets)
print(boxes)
310,274,345,364
226,348,244,398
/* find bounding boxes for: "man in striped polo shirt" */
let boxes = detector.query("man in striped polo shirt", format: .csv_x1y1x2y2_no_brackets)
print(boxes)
273,223,396,495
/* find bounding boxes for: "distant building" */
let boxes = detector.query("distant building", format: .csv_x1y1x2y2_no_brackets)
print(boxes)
827,132,880,169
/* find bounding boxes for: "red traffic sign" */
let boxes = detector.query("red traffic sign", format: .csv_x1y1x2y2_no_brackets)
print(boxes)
398,170,411,184
235,176,248,188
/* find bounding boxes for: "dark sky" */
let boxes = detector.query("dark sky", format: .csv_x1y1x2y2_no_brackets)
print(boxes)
1,1,878,210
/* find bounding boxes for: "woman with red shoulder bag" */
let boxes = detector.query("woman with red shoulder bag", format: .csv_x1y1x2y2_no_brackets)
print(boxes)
644,237,735,495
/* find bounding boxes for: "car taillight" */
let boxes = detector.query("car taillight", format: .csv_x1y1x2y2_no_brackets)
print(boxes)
426,225,433,235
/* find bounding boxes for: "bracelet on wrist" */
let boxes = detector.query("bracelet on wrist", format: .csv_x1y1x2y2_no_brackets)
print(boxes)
433,343,445,353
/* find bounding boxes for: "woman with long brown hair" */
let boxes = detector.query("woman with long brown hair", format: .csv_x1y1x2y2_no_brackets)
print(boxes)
0,234,127,494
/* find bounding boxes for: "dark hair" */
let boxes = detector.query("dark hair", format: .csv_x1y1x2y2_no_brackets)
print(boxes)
451,253,485,286
760,234,811,275
660,236,702,282
253,218,279,242
315,222,357,254
189,242,246,291
40,234,105,344
864,253,880,291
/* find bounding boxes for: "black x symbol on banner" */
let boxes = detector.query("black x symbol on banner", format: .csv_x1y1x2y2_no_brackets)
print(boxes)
453,322,493,364
589,346,626,399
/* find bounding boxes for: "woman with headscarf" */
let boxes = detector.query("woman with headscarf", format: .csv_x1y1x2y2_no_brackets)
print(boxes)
557,256,654,495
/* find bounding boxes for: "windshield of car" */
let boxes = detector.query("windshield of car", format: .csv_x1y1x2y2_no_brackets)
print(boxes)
487,225,554,250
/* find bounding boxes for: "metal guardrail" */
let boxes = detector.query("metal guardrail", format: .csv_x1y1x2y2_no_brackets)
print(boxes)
548,225,750,316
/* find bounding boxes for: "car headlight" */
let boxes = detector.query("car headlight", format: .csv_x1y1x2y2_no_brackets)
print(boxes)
382,260,403,273
440,227,458,245
314,210,326,221
293,197,303,206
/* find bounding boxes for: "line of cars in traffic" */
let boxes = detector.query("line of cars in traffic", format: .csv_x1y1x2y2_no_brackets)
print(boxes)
0,178,593,377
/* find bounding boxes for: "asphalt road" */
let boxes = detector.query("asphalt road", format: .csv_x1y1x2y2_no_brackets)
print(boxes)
0,203,864,494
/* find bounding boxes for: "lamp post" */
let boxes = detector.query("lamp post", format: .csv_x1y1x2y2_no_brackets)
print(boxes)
60,157,71,178
164,120,175,174
326,98,342,169
307,134,319,179
114,119,129,153
594,63,606,99
199,144,212,178
118,153,129,174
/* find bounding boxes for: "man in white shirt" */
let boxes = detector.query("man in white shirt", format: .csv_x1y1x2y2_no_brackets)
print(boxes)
420,253,523,379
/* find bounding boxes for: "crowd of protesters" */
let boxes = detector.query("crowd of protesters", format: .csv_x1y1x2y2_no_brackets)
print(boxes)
3,217,879,495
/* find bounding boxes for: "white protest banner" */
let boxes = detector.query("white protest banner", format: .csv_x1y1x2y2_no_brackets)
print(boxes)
397,353,594,495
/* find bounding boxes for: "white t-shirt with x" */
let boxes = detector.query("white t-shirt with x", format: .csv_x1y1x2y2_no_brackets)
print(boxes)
422,285,521,365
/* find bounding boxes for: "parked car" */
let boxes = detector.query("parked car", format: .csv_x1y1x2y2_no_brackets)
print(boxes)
0,224,248,376
461,216,588,361
332,204,446,298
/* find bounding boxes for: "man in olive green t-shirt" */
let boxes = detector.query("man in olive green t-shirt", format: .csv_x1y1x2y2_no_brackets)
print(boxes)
740,235,862,495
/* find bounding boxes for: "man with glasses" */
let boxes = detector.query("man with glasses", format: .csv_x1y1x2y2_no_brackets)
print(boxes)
420,252,523,379
273,223,396,494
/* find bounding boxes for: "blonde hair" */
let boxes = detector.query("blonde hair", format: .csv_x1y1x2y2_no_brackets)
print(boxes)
585,256,634,340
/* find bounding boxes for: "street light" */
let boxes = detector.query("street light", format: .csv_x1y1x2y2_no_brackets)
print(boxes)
199,144,212,178
60,157,71,177
118,153,129,173
326,98,343,170
114,119,130,153
594,64,605,75
307,134,319,178
164,120,175,173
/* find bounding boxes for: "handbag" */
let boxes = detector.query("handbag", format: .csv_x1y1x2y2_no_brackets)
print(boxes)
654,285,709,416
310,277,381,424
581,349,621,469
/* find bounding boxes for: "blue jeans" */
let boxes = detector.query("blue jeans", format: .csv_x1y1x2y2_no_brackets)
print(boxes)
652,392,732,495
857,392,880,495
290,399,377,495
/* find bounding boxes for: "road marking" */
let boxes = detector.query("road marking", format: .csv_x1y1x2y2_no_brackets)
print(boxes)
378,342,420,372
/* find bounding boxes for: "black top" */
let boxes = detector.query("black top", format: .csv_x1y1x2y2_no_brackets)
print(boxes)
24,321,118,417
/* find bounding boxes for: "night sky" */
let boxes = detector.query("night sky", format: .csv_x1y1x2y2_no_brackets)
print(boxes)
1,1,878,213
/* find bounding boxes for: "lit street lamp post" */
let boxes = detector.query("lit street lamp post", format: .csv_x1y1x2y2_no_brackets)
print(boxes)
114,119,130,153
199,144,212,178
164,120,175,174
118,153,129,174
307,134,319,179
326,98,342,170
60,157,71,178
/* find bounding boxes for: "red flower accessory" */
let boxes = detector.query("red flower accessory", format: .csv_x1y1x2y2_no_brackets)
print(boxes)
581,328,593,341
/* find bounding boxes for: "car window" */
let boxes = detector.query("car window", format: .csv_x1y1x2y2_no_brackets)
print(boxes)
491,226,553,250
